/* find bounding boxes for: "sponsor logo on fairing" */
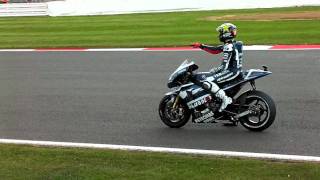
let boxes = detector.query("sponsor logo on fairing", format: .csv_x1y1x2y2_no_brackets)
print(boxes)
187,94,211,109
194,111,215,123
217,72,233,81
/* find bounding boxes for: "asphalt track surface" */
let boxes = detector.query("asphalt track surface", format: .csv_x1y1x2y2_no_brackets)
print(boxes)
0,50,319,156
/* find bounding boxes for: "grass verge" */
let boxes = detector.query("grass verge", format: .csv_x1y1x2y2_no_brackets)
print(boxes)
0,6,319,48
0,144,319,179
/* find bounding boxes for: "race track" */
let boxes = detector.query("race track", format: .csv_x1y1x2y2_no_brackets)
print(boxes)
0,50,319,156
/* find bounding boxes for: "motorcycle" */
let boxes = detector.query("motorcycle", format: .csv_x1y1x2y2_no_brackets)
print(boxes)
158,60,276,131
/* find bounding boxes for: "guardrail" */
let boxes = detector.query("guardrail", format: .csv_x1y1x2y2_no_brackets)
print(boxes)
0,3,48,16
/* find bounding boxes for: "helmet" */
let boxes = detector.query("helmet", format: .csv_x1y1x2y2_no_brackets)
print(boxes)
216,23,237,42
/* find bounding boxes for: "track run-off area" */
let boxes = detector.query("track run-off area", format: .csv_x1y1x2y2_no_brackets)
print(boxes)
0,48,319,161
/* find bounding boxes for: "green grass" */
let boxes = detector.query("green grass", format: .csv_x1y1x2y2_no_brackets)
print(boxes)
0,6,320,48
0,144,319,179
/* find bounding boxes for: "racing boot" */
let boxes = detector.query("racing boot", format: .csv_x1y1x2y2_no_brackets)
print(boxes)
215,89,232,112
202,81,232,112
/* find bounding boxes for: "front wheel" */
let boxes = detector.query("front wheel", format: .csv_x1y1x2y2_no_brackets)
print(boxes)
237,90,276,132
159,95,191,128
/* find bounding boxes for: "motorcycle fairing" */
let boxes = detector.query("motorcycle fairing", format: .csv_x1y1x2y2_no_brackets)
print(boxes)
166,69,271,97
167,60,199,88
222,69,272,91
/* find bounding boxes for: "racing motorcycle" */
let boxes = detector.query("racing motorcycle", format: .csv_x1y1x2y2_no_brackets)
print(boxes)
158,60,276,131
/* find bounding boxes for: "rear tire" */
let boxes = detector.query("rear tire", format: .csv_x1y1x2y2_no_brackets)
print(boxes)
159,95,190,128
237,90,276,132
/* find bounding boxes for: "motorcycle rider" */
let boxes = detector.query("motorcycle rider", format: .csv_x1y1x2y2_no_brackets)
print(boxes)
192,23,243,112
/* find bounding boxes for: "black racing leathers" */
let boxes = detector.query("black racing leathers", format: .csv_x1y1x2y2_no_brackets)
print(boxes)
200,41,243,83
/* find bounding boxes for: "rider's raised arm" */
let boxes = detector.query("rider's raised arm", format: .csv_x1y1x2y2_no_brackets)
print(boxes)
200,44,223,54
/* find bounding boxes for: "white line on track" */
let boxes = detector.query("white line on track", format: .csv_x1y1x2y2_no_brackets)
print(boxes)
0,49,35,52
1,139,320,162
0,46,274,52
0,45,319,52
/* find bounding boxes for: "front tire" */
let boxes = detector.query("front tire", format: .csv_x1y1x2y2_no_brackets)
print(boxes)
237,90,276,132
159,95,190,128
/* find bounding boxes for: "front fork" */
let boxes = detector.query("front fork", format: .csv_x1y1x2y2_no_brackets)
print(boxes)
172,95,180,109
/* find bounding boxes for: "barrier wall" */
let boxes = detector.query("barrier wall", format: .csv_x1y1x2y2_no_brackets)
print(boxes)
47,0,320,16
0,3,47,16
9,0,61,3
0,0,319,17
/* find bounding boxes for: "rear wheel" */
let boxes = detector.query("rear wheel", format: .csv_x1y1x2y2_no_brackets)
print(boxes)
159,95,190,128
237,90,276,132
